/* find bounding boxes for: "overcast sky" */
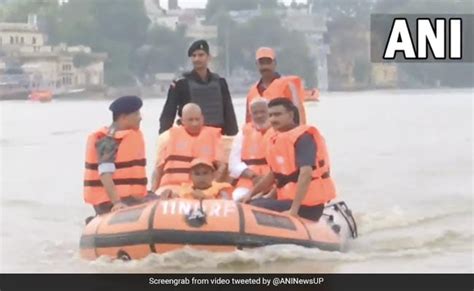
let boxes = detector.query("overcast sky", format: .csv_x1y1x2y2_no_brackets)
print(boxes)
163,0,308,9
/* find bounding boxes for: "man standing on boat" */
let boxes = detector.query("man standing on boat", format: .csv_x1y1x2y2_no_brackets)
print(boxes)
245,47,307,124
159,40,238,136
239,98,336,221
83,96,158,216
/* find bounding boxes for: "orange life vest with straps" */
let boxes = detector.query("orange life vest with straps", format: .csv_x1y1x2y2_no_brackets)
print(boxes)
236,123,274,189
160,126,221,187
179,181,233,200
246,75,307,124
83,127,147,206
266,125,336,206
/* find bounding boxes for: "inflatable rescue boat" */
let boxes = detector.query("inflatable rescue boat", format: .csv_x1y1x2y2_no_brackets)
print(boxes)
80,199,357,260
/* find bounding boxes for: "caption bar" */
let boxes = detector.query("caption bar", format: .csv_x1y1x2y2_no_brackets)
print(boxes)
149,276,325,287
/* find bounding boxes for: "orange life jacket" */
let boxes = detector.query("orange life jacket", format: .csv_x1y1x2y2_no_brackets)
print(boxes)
266,125,336,206
179,181,233,199
83,127,147,206
160,126,221,187
246,75,307,124
236,123,274,189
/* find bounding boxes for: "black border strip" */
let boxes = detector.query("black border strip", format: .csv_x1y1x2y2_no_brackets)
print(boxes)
85,159,146,170
79,229,340,251
147,201,159,253
236,203,245,250
298,217,313,241
242,158,267,166
0,274,472,291
84,178,148,187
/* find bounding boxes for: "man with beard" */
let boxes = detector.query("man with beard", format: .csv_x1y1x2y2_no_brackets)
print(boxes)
245,47,307,125
228,97,275,201
159,40,238,136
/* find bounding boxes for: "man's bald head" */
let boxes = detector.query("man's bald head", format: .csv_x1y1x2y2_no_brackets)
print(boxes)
182,103,202,117
181,103,204,135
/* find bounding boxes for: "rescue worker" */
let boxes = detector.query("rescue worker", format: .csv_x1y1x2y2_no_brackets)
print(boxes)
83,96,157,215
239,98,336,221
161,158,233,200
159,39,238,136
228,97,275,201
245,47,307,124
152,103,226,194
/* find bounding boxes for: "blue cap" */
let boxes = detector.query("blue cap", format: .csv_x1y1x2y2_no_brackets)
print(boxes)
109,95,143,115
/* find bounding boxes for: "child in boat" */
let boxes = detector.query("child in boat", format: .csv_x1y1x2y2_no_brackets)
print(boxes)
160,158,233,200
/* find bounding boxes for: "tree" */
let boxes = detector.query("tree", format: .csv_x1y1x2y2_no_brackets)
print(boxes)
132,25,190,82
52,0,150,85
0,0,58,23
1,0,150,86
215,12,316,86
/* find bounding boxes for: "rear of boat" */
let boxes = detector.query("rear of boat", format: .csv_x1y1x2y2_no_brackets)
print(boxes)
319,201,358,251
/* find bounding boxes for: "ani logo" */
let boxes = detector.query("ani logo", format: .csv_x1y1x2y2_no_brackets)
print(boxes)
371,14,472,63
384,17,462,60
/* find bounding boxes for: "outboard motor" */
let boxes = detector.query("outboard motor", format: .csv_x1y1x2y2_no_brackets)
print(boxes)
324,201,358,239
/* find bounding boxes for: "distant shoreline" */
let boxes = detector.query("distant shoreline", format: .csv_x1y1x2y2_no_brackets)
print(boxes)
1,86,472,102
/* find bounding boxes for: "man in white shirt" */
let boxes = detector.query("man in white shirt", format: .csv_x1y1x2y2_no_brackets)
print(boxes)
228,97,274,200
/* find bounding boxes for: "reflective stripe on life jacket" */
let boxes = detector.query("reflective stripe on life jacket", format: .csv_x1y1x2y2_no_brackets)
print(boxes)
236,123,273,189
83,127,147,206
179,181,233,199
160,126,221,187
266,125,336,206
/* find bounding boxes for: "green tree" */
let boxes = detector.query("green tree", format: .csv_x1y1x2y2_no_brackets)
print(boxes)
0,0,58,23
53,0,150,85
216,12,316,86
2,0,150,86
132,25,190,82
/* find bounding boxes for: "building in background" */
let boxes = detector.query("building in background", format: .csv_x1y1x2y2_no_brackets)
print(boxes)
144,0,218,70
371,63,398,88
0,15,106,99
283,4,330,91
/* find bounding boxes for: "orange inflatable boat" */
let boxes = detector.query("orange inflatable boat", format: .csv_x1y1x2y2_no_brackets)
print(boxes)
29,90,53,102
80,199,357,260
304,88,320,102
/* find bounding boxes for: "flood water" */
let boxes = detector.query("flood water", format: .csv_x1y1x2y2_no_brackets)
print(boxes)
0,89,472,273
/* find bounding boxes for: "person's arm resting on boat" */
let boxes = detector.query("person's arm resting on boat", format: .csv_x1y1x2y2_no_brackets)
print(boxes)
151,165,164,193
96,136,126,211
287,133,317,217
239,171,274,203
228,132,252,179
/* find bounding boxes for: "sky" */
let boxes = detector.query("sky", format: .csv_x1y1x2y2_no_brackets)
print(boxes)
162,0,308,9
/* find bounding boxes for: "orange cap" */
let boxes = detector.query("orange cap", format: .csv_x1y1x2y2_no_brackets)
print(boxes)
190,158,215,170
255,47,275,60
